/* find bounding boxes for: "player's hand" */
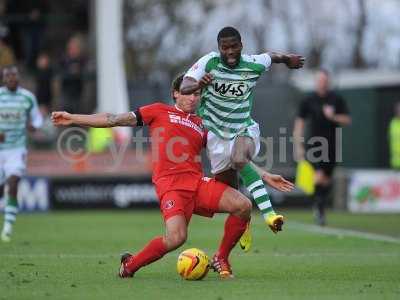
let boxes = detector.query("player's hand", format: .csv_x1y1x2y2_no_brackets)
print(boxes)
323,105,335,120
199,73,213,88
262,173,295,192
51,111,74,126
286,54,305,69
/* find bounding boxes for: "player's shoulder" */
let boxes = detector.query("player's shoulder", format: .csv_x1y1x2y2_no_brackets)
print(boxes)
153,102,171,109
299,94,313,108
305,92,318,101
195,51,220,66
200,51,219,60
17,87,36,100
142,102,172,112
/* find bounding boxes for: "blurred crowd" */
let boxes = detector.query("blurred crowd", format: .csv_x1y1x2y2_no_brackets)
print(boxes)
0,0,93,148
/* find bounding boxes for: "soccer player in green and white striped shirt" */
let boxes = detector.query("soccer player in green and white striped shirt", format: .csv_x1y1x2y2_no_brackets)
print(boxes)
181,27,304,250
0,66,43,242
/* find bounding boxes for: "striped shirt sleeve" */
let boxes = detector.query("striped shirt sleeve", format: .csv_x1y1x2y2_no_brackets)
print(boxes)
185,52,217,81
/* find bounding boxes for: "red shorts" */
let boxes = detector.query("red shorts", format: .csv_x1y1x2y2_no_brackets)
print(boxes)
155,175,228,222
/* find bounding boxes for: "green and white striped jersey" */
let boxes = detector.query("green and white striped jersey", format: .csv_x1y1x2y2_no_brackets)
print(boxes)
185,51,271,140
0,86,43,150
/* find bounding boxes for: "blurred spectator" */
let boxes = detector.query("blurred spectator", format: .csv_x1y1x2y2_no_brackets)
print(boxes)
31,53,57,148
30,52,58,149
0,26,16,69
5,0,49,71
389,102,400,170
35,52,54,114
59,35,86,114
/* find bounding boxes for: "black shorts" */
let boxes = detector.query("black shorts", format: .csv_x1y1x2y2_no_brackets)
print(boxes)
308,142,337,177
312,161,336,177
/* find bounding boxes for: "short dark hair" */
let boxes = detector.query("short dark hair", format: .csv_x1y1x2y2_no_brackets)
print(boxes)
2,64,18,77
217,26,241,43
171,73,185,101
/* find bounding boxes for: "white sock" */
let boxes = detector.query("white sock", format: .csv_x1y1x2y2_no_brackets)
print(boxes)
2,221,12,235
2,205,17,235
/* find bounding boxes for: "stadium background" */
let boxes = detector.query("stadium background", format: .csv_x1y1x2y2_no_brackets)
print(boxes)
0,1,400,299
1,0,399,212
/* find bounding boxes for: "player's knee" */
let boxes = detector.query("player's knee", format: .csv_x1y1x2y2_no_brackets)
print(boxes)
231,155,248,171
167,230,187,250
229,195,252,219
237,198,252,218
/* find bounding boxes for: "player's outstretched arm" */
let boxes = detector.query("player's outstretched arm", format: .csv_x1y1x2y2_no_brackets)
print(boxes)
51,111,137,128
268,52,305,69
250,162,295,192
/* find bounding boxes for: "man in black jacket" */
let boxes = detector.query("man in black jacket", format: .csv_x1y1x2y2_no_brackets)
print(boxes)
293,69,351,225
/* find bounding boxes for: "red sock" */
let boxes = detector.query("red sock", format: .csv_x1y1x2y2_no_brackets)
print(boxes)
217,215,248,259
126,236,168,274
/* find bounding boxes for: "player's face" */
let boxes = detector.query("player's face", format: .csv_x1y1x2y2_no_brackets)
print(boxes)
218,37,242,68
3,67,19,91
175,90,201,113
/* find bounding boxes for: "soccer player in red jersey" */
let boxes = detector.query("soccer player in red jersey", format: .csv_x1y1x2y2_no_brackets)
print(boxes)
52,74,293,279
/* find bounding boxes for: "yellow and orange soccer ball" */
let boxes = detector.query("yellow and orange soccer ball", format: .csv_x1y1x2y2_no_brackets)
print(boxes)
177,248,210,280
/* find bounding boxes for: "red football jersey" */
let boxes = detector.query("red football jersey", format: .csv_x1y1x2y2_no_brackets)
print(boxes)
136,102,206,188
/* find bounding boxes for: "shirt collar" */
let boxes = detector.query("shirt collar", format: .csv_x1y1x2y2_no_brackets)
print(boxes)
5,87,20,93
174,105,197,116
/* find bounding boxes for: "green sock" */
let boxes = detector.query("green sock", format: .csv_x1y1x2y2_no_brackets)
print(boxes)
3,196,18,234
239,164,275,219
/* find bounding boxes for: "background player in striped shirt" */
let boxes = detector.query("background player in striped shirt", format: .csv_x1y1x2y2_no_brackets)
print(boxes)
180,27,304,250
0,65,43,242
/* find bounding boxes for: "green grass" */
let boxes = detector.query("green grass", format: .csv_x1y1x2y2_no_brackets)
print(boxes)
1,210,400,300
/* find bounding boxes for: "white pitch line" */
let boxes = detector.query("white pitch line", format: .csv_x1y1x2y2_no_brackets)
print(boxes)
287,221,400,244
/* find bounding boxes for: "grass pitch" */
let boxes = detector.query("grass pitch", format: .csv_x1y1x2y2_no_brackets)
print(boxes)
0,209,399,300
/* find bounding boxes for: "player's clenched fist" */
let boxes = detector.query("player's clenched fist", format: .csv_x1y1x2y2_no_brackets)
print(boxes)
51,111,73,126
286,54,305,69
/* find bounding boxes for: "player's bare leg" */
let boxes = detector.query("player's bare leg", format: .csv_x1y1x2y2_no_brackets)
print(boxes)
232,136,284,234
213,187,252,279
1,176,20,242
119,215,187,278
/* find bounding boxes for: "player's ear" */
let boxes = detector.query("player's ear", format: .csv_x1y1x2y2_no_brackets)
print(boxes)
173,90,179,102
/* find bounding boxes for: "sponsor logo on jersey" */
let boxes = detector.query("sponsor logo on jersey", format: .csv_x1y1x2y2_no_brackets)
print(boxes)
201,177,212,182
213,79,248,98
190,63,199,71
168,113,204,137
0,110,24,122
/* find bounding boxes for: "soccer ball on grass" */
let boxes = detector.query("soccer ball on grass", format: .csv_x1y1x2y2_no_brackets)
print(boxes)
177,248,210,280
